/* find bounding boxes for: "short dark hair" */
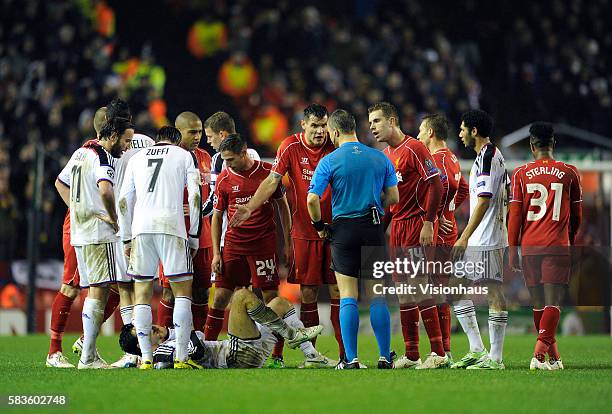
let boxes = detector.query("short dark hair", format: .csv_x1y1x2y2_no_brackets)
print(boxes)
204,111,236,134
461,110,493,138
303,104,328,120
99,117,134,140
529,122,555,148
368,102,399,123
328,109,356,134
218,133,245,154
119,323,141,356
106,98,132,122
156,126,182,144
423,114,450,140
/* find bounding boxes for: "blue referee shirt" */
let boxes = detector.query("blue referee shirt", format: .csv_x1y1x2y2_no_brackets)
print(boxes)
308,141,397,220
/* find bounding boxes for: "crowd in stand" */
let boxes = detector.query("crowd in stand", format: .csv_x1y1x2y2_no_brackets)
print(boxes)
1,0,610,271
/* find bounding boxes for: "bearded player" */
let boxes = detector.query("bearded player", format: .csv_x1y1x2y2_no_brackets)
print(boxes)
508,122,582,370
368,102,446,369
230,104,342,368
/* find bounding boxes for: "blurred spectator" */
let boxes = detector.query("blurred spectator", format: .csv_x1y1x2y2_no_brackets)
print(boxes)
0,283,24,309
218,52,259,99
187,17,228,59
250,105,288,151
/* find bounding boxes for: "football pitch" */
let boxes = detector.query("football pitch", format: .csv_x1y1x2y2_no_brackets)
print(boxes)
1,334,611,414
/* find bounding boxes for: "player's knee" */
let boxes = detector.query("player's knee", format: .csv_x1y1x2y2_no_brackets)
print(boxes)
60,283,79,299
161,287,175,304
328,284,340,299
212,287,233,309
300,285,318,303
268,297,291,317
488,286,507,311
232,288,257,308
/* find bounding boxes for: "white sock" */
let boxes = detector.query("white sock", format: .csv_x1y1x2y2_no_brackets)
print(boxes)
81,297,104,364
453,300,485,353
488,310,508,363
120,305,134,325
174,296,193,362
134,304,153,361
283,307,318,358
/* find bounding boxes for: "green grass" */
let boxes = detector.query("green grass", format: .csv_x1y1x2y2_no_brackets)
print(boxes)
1,334,611,413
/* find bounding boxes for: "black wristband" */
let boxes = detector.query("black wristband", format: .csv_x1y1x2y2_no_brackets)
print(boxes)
311,219,325,231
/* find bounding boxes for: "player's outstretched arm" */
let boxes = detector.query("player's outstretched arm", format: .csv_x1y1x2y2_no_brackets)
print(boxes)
230,172,282,227
54,179,70,207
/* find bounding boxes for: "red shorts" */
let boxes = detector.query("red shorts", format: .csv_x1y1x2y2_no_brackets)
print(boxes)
390,217,422,248
215,250,279,291
288,239,336,286
522,255,571,287
390,217,438,282
160,247,213,290
62,232,80,287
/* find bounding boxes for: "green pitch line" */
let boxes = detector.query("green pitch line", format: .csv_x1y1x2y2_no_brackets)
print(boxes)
1,335,611,414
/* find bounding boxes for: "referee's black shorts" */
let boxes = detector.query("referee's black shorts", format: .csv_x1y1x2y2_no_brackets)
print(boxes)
329,214,387,278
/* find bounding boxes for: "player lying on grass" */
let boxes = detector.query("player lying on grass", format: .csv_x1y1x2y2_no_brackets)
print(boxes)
119,288,323,369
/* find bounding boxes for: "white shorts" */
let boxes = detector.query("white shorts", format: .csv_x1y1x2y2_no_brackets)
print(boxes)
462,247,506,283
127,234,193,283
76,242,129,288
223,323,276,369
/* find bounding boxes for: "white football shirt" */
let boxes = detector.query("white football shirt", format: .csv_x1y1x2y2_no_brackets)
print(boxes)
114,133,155,191
58,141,119,246
468,142,509,250
118,143,201,248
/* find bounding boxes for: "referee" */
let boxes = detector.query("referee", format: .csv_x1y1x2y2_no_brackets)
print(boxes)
307,109,399,369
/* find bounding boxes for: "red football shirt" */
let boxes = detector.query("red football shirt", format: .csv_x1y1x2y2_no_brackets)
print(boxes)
184,148,212,248
214,160,283,255
271,133,334,240
510,158,582,254
432,148,468,246
384,136,439,222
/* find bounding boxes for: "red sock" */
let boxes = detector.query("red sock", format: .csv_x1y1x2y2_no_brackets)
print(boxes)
102,288,120,323
437,303,452,353
48,292,75,355
300,301,319,346
192,302,208,332
330,299,345,359
400,304,420,361
272,338,284,359
534,306,560,360
157,299,174,327
420,305,445,356
204,307,225,340
533,308,559,360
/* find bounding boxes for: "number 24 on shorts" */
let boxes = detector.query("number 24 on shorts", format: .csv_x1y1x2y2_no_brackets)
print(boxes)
256,259,276,281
